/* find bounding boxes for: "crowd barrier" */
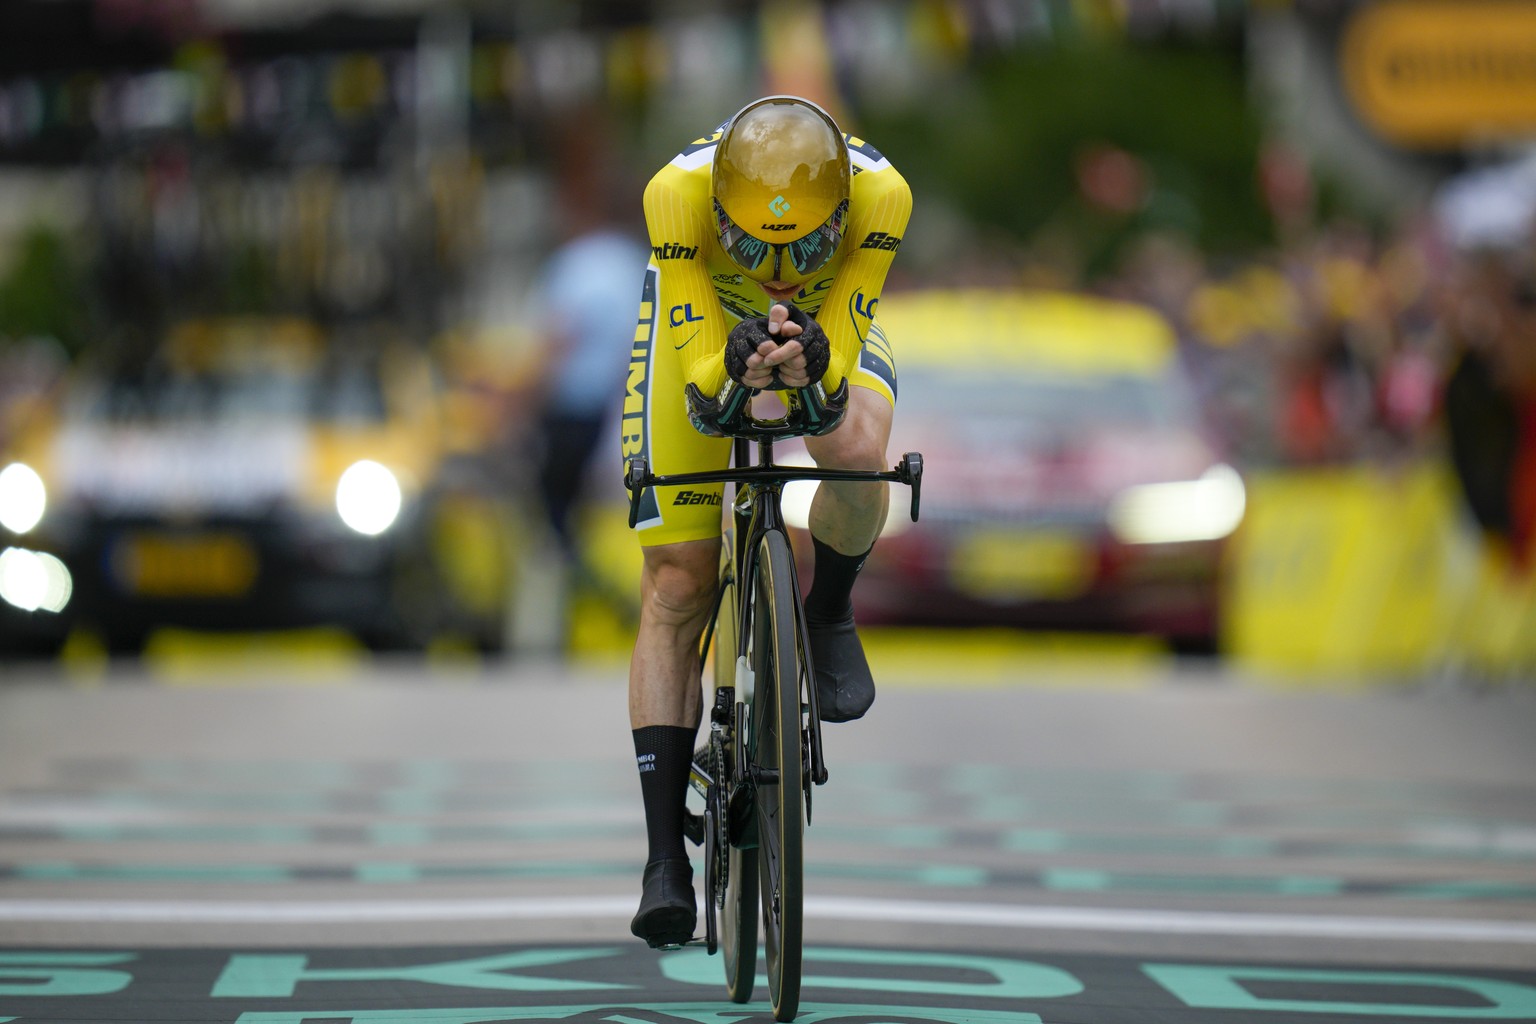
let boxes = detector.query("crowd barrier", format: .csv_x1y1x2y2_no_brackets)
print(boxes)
1224,460,1536,680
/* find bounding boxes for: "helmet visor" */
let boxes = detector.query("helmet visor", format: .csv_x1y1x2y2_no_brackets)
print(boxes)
714,198,848,281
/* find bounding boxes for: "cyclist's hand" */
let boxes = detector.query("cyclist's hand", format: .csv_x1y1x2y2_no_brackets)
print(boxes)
768,302,803,340
746,303,809,388
725,303,828,390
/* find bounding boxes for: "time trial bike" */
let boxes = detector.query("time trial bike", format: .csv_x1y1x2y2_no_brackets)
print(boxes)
625,378,922,1022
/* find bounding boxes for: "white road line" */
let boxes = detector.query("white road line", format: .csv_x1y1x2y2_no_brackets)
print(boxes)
0,896,1532,943
808,897,1536,943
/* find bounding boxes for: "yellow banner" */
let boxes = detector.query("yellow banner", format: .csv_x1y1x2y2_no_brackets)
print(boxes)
1224,462,1536,679
1342,0,1536,148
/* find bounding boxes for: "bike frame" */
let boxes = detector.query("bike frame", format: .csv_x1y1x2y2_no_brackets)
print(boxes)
634,431,921,789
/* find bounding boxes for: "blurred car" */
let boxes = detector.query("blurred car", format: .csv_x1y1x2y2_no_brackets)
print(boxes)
0,318,513,656
783,289,1245,653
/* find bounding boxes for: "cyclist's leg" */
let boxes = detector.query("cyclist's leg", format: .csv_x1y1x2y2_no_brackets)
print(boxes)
800,325,896,722
631,539,719,730
803,385,894,552
624,262,731,946
629,538,717,947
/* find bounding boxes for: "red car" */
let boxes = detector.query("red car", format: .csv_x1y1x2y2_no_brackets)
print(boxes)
784,289,1245,653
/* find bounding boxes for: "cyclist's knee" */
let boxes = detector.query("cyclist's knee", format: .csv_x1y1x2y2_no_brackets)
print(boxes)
641,539,719,624
807,388,891,471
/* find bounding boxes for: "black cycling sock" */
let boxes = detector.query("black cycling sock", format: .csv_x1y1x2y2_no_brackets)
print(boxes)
633,725,695,863
804,536,873,626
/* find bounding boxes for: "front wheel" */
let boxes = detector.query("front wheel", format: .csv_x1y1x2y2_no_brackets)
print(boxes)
753,529,804,1022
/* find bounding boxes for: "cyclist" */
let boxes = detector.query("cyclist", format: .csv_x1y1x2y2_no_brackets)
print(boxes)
623,95,912,948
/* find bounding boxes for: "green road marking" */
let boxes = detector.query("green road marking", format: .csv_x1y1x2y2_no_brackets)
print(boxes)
18,822,640,847
355,863,422,883
360,863,634,883
213,949,631,997
84,791,333,813
660,947,1080,999
812,823,949,848
1042,868,1343,897
812,862,989,887
38,789,633,815
0,953,136,996
1145,963,1536,1017
235,1004,1046,1024
423,822,637,844
59,824,315,844
15,862,292,882
7,862,640,884
1393,880,1536,900
1003,828,1275,856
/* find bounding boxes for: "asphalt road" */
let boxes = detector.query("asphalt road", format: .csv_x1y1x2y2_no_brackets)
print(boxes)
0,650,1533,1024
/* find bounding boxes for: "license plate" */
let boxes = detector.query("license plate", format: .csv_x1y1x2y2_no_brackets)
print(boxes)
114,532,258,597
949,529,1092,601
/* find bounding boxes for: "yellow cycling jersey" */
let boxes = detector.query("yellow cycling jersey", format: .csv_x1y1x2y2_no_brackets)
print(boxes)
641,127,913,398
623,123,911,546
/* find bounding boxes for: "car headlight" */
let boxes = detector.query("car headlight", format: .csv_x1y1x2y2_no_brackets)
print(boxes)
0,462,46,534
335,460,403,536
0,546,72,613
1107,463,1246,545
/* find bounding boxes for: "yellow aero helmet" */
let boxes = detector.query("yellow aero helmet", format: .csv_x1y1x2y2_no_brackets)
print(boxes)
711,96,851,284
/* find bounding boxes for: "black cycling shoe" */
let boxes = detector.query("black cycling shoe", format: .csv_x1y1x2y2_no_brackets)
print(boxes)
629,857,696,949
809,614,876,722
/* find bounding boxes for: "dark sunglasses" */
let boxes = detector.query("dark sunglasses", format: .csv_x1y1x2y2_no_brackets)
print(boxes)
714,198,848,280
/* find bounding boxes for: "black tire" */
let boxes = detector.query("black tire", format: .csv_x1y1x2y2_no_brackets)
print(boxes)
716,537,758,1003
753,529,804,1022
723,830,759,1001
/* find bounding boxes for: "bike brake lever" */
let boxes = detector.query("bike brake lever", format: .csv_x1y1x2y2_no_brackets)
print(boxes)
625,457,650,528
901,451,923,521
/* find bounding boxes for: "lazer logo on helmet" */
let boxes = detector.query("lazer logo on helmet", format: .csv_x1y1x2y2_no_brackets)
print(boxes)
652,242,698,260
861,232,902,251
671,490,722,506
758,223,799,232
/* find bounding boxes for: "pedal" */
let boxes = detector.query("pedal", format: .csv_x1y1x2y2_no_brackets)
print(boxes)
683,809,705,846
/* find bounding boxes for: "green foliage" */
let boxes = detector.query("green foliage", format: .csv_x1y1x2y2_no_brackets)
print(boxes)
0,226,89,355
858,39,1273,276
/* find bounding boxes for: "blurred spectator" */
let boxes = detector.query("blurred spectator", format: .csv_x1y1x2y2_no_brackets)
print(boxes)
1441,251,1536,571
528,148,648,561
